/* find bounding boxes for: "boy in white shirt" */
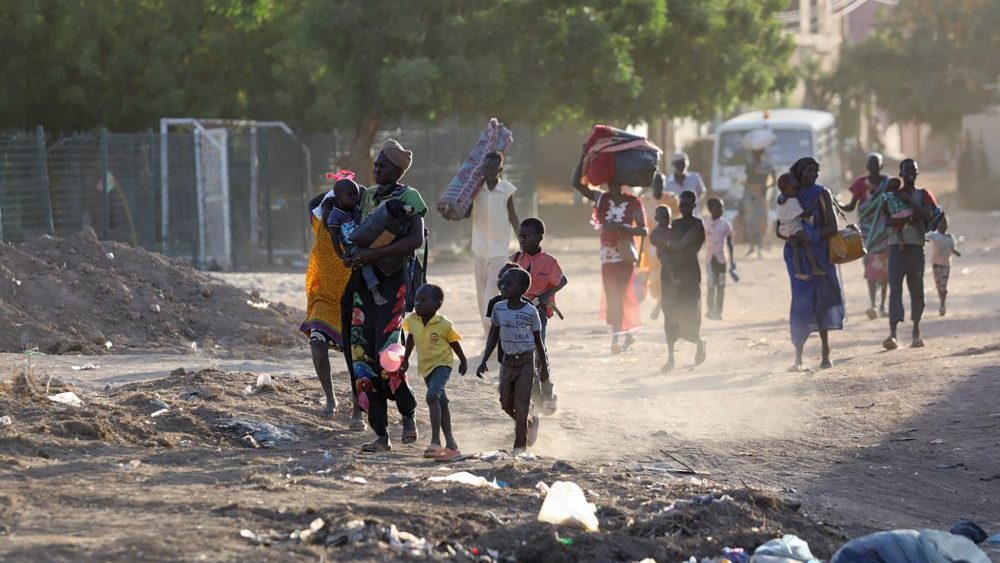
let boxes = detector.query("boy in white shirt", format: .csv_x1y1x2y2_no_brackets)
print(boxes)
471,151,520,333
926,214,960,316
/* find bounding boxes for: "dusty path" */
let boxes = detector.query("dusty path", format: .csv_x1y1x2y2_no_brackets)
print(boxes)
1,175,998,560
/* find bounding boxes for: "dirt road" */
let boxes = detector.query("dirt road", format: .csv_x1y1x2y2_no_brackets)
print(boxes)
1,177,997,561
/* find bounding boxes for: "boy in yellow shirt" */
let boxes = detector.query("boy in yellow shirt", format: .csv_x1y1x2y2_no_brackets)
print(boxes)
400,284,468,460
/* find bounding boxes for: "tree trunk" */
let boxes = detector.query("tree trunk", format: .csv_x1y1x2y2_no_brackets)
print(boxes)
345,114,380,185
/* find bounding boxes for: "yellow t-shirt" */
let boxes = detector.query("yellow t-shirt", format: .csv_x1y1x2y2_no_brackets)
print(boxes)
402,313,461,379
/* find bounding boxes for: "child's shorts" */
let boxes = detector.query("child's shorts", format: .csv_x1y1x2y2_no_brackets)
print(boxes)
932,264,950,295
424,365,452,404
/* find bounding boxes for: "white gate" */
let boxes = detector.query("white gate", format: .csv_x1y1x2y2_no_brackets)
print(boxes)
195,127,232,270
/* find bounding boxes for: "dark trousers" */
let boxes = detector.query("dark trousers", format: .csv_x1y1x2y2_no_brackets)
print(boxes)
499,352,534,448
341,267,417,437
888,244,925,324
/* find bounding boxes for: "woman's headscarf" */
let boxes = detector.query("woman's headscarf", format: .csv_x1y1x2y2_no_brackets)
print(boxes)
380,138,413,173
790,157,819,185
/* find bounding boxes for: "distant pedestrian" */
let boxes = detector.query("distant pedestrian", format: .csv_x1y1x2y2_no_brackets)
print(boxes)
652,191,706,372
842,153,891,319
926,214,960,317
702,197,735,320
883,159,937,350
471,151,519,334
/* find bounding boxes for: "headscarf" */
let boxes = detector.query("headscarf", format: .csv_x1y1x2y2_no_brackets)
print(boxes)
379,138,413,173
790,157,819,185
671,151,689,166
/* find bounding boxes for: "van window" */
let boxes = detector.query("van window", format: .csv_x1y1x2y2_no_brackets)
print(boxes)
718,129,813,167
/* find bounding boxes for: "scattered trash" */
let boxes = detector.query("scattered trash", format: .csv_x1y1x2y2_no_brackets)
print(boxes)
71,363,100,371
936,462,965,469
753,534,818,562
217,419,297,448
342,476,367,485
47,391,84,407
149,303,161,314
950,521,988,544
552,460,576,473
254,374,274,390
537,481,599,532
555,532,574,546
831,529,989,563
479,450,511,462
150,408,169,418
246,298,270,310
0,415,12,426
387,471,417,483
428,471,500,489
929,438,945,445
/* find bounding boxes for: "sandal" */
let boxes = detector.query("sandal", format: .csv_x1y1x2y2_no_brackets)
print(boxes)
423,445,444,459
437,448,463,461
361,438,392,453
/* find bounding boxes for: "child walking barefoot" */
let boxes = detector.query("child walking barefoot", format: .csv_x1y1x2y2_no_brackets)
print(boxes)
477,268,549,453
401,284,468,461
926,214,960,316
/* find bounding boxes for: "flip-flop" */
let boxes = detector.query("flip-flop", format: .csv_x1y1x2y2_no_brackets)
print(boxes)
423,445,444,459
361,439,391,453
436,448,464,462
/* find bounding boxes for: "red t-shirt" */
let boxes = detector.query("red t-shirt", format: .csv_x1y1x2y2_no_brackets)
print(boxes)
511,249,564,310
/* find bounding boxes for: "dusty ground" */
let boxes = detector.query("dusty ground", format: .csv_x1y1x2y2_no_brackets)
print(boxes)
0,172,998,561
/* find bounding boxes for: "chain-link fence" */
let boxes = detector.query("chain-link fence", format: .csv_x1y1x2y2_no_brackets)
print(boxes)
1,122,537,269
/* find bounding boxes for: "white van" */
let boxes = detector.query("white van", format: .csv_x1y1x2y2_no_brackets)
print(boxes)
711,109,842,204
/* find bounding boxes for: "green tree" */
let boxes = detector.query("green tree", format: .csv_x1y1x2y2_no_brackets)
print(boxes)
295,0,795,177
837,0,1000,134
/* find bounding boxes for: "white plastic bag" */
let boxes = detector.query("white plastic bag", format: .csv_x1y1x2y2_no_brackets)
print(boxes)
48,392,83,407
536,481,599,532
427,471,500,489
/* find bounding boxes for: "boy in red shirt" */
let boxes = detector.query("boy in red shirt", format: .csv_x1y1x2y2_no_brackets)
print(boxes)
511,218,567,415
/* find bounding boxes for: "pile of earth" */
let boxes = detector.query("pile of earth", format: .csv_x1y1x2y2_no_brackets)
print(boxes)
0,368,847,562
0,229,303,354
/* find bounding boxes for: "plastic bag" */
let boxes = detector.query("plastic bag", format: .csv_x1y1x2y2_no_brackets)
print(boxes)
536,481,599,532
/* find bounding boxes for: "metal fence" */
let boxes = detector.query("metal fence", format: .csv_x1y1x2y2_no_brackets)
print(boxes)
0,122,537,269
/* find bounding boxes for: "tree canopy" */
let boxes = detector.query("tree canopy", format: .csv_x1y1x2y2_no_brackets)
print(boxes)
2,0,795,168
835,0,1000,134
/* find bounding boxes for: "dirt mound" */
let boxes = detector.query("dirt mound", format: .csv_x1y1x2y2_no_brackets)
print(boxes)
0,368,325,456
0,229,302,354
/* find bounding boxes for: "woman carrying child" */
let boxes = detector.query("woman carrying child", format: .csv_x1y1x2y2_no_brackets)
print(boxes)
779,158,844,371
341,139,427,453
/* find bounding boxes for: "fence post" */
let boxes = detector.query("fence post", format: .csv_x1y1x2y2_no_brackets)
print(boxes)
36,126,55,235
146,129,155,248
193,128,205,269
160,121,170,255
262,132,273,265
100,128,110,239
249,126,259,265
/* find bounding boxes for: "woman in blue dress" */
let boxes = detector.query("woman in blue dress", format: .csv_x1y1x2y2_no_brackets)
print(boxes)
780,157,845,370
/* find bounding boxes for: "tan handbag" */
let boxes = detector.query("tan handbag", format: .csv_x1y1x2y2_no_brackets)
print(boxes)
825,195,866,264
828,225,866,264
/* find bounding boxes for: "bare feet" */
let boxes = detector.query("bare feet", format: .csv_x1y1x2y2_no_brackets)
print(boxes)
350,413,368,431
911,337,924,348
787,363,804,372
401,416,418,444
819,358,832,369
939,305,946,316
883,337,898,350
695,340,706,365
323,396,337,418
866,308,878,320
661,359,675,372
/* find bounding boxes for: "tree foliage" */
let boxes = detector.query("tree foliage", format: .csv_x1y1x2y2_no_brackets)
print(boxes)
836,0,1000,133
1,0,795,162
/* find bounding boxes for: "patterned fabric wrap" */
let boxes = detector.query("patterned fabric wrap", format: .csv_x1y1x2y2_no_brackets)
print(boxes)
579,125,662,187
436,118,513,220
